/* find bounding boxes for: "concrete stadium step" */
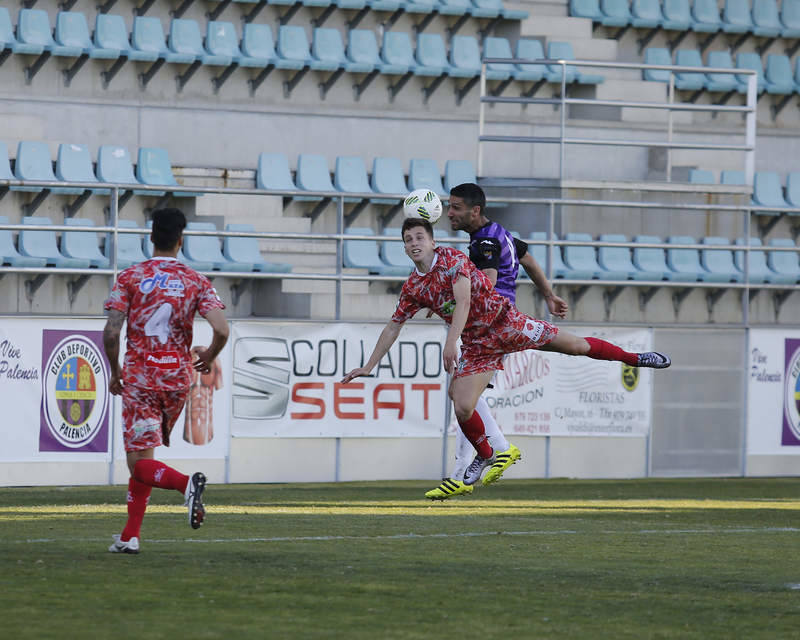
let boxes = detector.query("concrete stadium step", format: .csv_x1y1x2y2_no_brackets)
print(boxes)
521,15,593,40
283,267,370,295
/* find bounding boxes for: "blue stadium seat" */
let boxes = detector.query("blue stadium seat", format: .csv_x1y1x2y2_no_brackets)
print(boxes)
562,233,601,279
720,169,746,185
545,41,580,84
631,0,663,27
721,0,754,34
661,0,692,30
515,39,548,82
0,215,46,267
311,28,347,72
344,227,410,275
570,0,604,20
183,222,234,270
449,35,487,79
784,171,800,207
474,0,528,19
403,0,439,14
223,223,292,272
767,238,800,283
206,21,255,67
56,143,110,195
598,234,650,280
334,156,374,201
19,216,91,268
780,0,800,37
415,33,452,76
408,158,446,196
0,8,18,54
16,9,82,57
764,54,796,94
257,152,297,192
733,237,770,283
444,159,477,192
370,157,407,204
688,168,715,183
130,16,168,62
346,29,381,70
93,14,136,59
380,31,415,74
752,0,783,37
482,36,516,79
296,154,335,199
108,219,147,269
276,25,312,69
691,0,723,32
666,235,707,281
600,0,634,27
529,232,569,279
643,47,672,82
438,0,474,16
632,235,672,280
62,218,110,268
170,18,230,65
96,145,149,196
369,0,401,12
142,220,213,270
15,141,83,195
240,23,277,67
137,148,199,197
752,171,788,213
735,52,766,93
705,50,737,92
54,12,95,56
0,142,18,190
674,48,707,90
379,232,413,274
700,236,742,282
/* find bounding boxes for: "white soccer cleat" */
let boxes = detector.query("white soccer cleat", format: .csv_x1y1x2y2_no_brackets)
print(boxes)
185,472,207,529
108,534,140,554
463,452,495,486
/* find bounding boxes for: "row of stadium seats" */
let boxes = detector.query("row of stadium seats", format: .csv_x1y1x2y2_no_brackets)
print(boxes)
571,0,800,53
689,168,800,213
343,229,800,282
0,9,565,99
0,215,292,272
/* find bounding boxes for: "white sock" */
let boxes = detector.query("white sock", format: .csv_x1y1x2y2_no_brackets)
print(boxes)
475,396,509,453
451,429,473,481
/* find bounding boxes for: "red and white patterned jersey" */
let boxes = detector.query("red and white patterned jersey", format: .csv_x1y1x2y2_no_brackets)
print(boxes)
391,246,513,343
104,257,225,391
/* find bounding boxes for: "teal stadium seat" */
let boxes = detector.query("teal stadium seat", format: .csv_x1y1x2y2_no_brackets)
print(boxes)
691,0,723,32
108,219,147,269
767,238,800,283
408,158,446,197
257,152,298,192
379,229,413,274
130,16,168,62
296,154,336,200
54,12,96,57
780,0,800,38
276,25,312,69
666,235,707,281
643,47,672,82
598,234,649,280
632,235,672,280
310,28,347,72
752,171,788,214
563,232,601,279
346,29,381,71
0,142,19,191
380,31,415,74
415,33,452,76
0,8,18,54
733,237,770,283
403,0,439,15
183,222,236,271
764,54,796,94
529,232,569,279
334,156,374,202
62,218,110,268
601,0,633,28
0,215,46,267
93,14,138,60
705,50,737,92
96,145,150,196
631,0,663,28
735,52,766,93
449,35,489,79
661,0,692,31
169,18,230,65
545,41,580,84
16,9,82,57
473,0,528,19
19,216,91,268
223,223,292,272
343,227,410,276
720,169,746,185
752,0,783,37
444,159,477,191
688,168,715,183
240,23,277,67
515,39,548,82
438,0,475,17
784,172,800,208
570,0,604,20
482,37,516,79
206,21,257,67
370,157,408,204
721,0,754,34
700,237,742,282
674,49,707,91
15,141,83,194
369,0,402,12
137,147,199,197
56,143,110,195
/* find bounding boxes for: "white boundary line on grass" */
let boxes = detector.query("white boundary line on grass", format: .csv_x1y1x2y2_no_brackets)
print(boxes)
5,526,800,545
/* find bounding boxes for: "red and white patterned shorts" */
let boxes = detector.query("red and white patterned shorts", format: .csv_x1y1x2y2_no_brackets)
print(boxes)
122,384,189,453
455,307,558,378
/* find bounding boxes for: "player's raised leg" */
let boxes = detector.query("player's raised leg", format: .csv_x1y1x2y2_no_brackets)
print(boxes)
540,331,671,369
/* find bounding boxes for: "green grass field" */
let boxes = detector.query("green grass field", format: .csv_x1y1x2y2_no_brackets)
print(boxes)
2,478,799,639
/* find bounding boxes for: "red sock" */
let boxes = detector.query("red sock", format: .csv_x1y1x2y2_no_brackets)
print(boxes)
458,411,494,458
121,478,151,542
133,459,189,493
584,337,639,366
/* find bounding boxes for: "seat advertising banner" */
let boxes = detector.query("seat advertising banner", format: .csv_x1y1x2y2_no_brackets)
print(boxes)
230,322,449,438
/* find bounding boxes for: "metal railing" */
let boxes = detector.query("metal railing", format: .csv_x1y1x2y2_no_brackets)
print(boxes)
477,58,758,183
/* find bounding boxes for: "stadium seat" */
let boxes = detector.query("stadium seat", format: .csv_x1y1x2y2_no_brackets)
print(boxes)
444,160,477,192
482,36,515,79
93,14,137,59
631,0,663,28
449,35,489,79
766,238,800,283
207,21,261,69
691,0,723,33
674,48,707,91
720,169,746,185
54,12,100,57
56,143,110,195
562,233,601,279
752,0,783,37
0,215,46,267
700,236,742,282
735,52,766,93
688,168,715,183
257,152,297,192
15,141,83,195
514,38,548,83
240,23,277,67
276,25,312,68
170,18,230,66
780,0,800,38
752,171,788,213
183,222,236,270
96,145,149,196
0,142,18,191
784,172,800,208
475,0,528,19
600,0,634,28
545,41,579,84
223,223,292,272
16,9,82,57
733,237,771,283
370,157,407,204
108,219,147,269
137,147,199,197
597,234,649,280
632,235,672,280
721,0,754,34
19,216,91,268
130,16,169,62
380,31,415,74
343,227,410,275
415,33,452,76
643,47,672,82
404,0,439,14
666,235,706,281
0,8,18,55
310,28,347,72
764,54,796,94
705,50,738,92
528,232,570,279
296,154,336,199
62,218,110,268
661,0,692,31
379,231,413,274
438,0,475,17
570,0,604,20
347,29,381,70
408,158,446,197
334,156,374,201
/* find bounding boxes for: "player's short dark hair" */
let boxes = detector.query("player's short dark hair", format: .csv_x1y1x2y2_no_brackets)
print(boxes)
450,183,486,214
151,208,186,250
401,217,434,239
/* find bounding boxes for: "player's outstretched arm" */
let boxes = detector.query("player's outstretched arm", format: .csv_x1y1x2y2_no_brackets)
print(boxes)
103,309,126,395
519,253,568,318
341,320,404,383
194,308,230,374
443,275,470,374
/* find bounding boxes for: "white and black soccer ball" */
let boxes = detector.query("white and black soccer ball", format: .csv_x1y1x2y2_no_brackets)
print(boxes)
403,188,443,224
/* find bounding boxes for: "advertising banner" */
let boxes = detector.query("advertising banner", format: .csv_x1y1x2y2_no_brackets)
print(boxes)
230,322,449,438
747,329,800,455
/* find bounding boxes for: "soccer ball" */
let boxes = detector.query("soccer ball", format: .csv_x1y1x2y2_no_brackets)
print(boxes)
403,188,443,224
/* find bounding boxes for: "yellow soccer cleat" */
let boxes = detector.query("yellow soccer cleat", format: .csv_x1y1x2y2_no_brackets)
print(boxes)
482,444,522,486
425,478,474,500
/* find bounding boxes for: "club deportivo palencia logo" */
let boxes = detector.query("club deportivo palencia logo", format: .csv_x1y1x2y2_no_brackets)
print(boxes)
784,345,800,441
42,335,110,448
